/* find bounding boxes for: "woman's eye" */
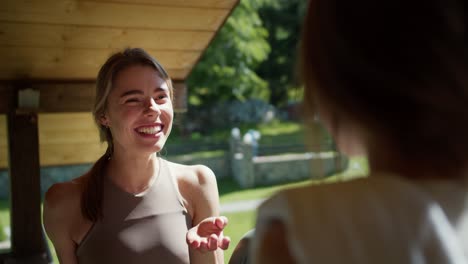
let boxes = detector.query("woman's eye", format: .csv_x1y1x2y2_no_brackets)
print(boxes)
155,94,168,100
125,98,141,103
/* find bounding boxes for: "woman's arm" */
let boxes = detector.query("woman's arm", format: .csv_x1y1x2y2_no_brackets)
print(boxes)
183,165,229,264
43,183,81,264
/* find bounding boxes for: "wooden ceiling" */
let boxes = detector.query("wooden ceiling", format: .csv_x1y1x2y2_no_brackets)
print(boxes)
0,0,239,81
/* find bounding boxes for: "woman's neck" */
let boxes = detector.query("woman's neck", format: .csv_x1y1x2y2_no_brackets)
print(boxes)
106,149,160,194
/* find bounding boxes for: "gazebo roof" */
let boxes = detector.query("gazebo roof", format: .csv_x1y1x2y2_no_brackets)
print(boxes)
0,0,238,80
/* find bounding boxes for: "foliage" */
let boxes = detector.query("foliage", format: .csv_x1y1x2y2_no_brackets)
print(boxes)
187,0,271,107
257,0,309,107
185,0,311,141
182,99,282,133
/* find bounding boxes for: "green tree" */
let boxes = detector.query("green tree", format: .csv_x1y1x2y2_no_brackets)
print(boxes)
187,0,271,107
257,0,308,107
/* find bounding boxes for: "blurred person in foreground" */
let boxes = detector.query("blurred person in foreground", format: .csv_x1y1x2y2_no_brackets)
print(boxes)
251,0,468,263
44,48,229,264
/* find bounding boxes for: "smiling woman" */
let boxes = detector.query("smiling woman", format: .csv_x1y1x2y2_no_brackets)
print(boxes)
43,48,230,264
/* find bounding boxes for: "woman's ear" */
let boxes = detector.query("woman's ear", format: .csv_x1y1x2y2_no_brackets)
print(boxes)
317,102,366,156
335,122,367,156
99,114,109,127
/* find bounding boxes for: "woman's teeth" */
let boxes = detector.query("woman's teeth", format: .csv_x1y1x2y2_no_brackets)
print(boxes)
137,126,161,134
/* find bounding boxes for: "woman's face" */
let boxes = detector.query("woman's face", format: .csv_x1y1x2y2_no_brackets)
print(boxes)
101,65,173,155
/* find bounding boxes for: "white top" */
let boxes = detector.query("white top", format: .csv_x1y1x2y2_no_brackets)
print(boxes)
251,174,468,264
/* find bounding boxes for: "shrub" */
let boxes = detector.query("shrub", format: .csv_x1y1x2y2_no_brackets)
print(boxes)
182,99,286,134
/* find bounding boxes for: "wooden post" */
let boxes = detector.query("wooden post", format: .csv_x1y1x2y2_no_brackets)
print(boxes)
6,110,49,264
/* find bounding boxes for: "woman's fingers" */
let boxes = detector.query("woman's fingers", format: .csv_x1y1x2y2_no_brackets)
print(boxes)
208,234,219,251
215,216,228,229
186,216,230,251
219,236,231,250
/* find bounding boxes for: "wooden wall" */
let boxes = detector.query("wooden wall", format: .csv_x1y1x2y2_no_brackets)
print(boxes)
0,113,107,169
0,115,7,168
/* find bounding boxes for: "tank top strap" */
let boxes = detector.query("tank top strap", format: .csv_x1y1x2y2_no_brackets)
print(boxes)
160,158,189,214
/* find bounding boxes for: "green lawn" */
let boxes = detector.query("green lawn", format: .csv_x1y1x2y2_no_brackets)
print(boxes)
0,200,7,242
222,210,256,264
219,156,368,204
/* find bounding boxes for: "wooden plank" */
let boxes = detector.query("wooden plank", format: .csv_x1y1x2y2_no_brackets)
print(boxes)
0,22,213,51
173,82,187,112
0,115,7,168
84,0,238,9
37,83,96,113
39,112,100,146
0,47,197,79
39,112,96,132
1,1,230,31
40,142,108,166
7,111,49,263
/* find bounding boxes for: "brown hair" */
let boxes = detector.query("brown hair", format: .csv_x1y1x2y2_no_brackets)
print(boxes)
301,0,468,177
82,48,174,222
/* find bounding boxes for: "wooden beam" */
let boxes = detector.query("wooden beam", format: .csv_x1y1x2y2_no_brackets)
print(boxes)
173,82,188,112
84,0,238,9
0,47,196,80
0,81,188,113
0,22,213,51
7,111,49,263
1,1,230,31
0,84,14,113
0,115,7,168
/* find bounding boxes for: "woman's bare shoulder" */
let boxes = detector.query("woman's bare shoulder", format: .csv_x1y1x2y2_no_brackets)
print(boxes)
165,160,219,218
166,160,216,186
44,174,88,213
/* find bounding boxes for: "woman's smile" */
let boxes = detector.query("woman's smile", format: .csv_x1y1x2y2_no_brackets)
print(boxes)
135,124,165,138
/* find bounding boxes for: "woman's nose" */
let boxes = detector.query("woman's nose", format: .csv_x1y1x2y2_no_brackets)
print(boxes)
145,97,161,116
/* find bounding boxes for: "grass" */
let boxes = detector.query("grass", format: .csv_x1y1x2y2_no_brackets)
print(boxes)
219,177,311,204
222,210,256,264
219,156,368,204
0,200,7,242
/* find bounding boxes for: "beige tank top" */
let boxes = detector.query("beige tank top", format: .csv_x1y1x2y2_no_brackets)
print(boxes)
76,158,192,264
